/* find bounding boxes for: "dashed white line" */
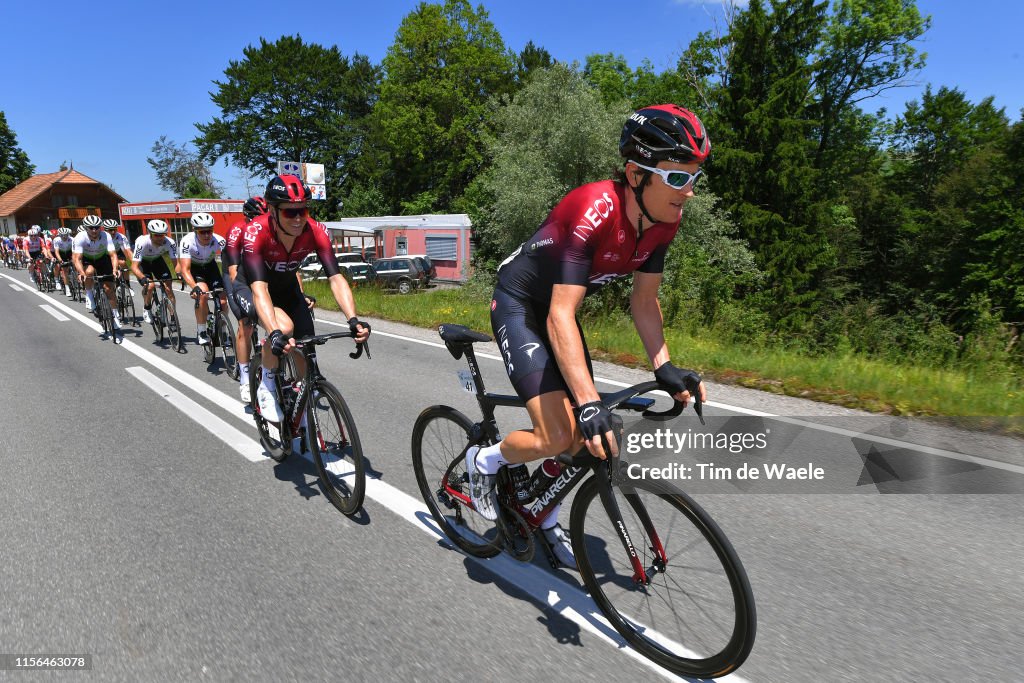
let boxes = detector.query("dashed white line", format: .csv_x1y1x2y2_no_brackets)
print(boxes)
40,304,70,321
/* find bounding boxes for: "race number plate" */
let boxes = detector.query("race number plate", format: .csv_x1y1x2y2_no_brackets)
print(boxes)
457,370,475,394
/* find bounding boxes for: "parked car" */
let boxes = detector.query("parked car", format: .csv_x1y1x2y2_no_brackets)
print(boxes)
371,256,428,294
299,252,371,281
341,262,376,286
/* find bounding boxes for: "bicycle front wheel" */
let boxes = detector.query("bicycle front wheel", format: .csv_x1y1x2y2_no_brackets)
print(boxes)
411,406,500,558
570,476,756,679
164,300,182,352
307,381,365,516
217,315,238,379
249,354,287,460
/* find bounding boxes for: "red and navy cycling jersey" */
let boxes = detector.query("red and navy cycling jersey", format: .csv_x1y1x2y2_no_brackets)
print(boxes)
495,180,679,302
222,220,246,269
238,214,340,290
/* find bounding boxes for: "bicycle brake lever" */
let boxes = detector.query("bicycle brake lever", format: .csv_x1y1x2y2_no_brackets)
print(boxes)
349,340,370,360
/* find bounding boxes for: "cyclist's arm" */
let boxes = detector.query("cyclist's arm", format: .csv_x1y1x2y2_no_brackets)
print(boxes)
72,252,85,278
547,283,601,407
326,272,359,321
630,271,670,370
130,258,145,282
179,257,196,289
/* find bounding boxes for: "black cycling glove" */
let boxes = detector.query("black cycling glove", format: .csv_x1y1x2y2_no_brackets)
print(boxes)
191,285,204,298
348,317,370,336
576,400,614,442
267,329,289,357
138,276,149,287
654,362,702,396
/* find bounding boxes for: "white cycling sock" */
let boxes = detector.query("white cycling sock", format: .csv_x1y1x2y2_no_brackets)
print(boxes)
238,362,250,383
261,367,276,389
539,503,562,530
474,442,508,475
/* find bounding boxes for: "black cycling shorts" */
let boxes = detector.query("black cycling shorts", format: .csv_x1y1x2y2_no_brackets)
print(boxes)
489,286,593,402
83,256,114,277
233,282,313,340
190,262,224,291
140,259,173,282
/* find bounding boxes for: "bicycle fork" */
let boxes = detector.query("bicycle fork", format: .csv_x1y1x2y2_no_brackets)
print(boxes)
594,460,669,587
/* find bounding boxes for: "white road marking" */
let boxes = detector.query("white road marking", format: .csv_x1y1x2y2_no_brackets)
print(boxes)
126,366,267,462
9,283,24,291
40,304,70,321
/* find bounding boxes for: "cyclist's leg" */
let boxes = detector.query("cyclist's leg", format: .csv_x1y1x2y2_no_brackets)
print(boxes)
194,281,211,341
229,280,257,396
83,263,97,308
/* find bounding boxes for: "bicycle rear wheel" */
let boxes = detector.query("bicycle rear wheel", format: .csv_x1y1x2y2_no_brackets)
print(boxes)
119,283,136,326
307,381,365,516
216,315,238,379
570,476,755,679
202,323,216,364
411,405,500,558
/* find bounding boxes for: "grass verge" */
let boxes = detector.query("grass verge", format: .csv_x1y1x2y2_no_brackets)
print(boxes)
307,280,1024,423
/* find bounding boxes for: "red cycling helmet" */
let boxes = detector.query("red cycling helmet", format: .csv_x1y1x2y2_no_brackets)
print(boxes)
242,195,268,219
619,104,711,165
264,175,311,205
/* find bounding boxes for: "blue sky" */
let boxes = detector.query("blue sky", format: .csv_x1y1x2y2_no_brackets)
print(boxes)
5,0,1022,203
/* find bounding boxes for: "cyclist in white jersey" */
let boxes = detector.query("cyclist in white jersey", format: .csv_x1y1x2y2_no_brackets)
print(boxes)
131,219,179,325
72,215,120,328
52,227,75,296
178,212,228,345
102,219,133,284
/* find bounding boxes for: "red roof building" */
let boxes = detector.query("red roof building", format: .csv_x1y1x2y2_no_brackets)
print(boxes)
0,169,127,234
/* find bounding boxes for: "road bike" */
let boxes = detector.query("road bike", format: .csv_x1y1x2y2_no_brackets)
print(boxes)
86,274,119,344
250,329,370,516
146,277,183,352
411,324,756,679
194,279,237,376
114,269,137,327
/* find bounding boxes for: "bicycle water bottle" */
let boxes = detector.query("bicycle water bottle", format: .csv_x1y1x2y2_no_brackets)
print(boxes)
528,458,562,498
508,463,531,503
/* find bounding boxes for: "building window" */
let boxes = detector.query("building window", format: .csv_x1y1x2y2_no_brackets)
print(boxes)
425,235,458,261
170,218,190,244
51,195,63,207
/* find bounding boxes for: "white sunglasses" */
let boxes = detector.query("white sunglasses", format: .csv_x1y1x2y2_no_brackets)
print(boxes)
632,162,703,189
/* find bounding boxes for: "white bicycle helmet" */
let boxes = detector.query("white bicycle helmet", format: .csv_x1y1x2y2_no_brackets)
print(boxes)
147,219,169,235
101,218,119,231
58,227,72,237
81,215,102,228
189,212,215,229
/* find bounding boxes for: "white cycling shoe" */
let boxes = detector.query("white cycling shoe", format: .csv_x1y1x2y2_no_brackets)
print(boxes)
239,382,252,405
256,383,283,422
542,524,577,570
465,446,498,521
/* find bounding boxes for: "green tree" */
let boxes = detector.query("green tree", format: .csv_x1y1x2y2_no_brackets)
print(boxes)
516,40,553,84
147,136,224,197
469,63,623,261
0,111,34,194
713,0,829,326
367,0,516,213
194,35,379,218
811,0,930,175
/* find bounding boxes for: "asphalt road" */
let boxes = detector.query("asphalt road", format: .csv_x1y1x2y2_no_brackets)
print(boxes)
1,268,1021,682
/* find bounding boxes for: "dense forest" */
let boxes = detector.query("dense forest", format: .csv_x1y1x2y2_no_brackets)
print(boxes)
4,0,1020,382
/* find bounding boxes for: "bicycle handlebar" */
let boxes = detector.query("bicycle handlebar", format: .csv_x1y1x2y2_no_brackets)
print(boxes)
295,329,370,360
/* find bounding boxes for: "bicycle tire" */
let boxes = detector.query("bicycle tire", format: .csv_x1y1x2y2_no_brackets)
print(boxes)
202,321,216,364
411,405,501,558
307,380,365,516
570,476,755,678
249,353,288,460
217,314,238,379
163,299,182,352
96,291,116,342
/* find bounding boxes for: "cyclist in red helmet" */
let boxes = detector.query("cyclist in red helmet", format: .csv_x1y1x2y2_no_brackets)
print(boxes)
469,104,710,569
237,175,370,421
